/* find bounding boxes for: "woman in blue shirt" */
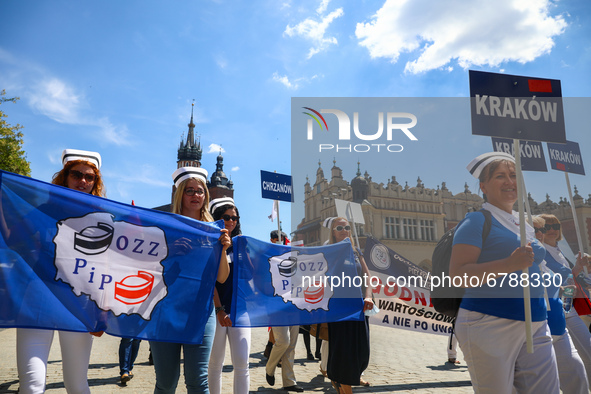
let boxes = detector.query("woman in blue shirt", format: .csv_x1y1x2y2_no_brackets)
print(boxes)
540,213,591,388
450,152,559,394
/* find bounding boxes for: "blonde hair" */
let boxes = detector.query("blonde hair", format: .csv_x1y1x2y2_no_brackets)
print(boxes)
478,159,516,202
172,177,213,222
328,217,357,249
539,213,562,241
52,160,106,197
532,216,545,229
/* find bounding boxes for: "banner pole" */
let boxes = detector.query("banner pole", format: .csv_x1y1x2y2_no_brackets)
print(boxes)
521,175,550,311
564,172,587,275
276,200,281,243
346,203,361,248
514,139,533,353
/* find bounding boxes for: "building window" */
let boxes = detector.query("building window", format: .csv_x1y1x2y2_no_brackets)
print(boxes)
402,218,418,240
384,217,400,239
419,220,436,241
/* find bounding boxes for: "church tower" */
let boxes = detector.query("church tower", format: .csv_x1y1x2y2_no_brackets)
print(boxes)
177,103,202,168
208,150,234,200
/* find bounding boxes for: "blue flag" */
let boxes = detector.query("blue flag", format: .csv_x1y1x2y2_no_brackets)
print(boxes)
230,236,364,327
0,170,224,344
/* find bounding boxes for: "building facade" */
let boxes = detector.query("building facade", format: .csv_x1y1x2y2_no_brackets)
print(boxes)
294,160,591,272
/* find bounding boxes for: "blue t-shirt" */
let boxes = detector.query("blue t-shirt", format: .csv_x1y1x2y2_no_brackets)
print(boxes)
453,211,547,321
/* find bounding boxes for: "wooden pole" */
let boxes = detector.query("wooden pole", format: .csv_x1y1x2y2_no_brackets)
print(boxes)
564,172,588,275
514,139,533,353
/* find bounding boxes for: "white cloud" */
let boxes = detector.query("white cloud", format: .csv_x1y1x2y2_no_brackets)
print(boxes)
29,78,81,124
215,54,228,69
272,72,322,90
284,8,344,59
207,143,225,154
27,77,132,145
355,0,567,73
113,163,171,188
272,72,299,89
95,118,132,146
231,166,240,171
316,0,331,14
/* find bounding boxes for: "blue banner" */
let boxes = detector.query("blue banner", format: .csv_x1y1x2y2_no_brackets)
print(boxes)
491,137,548,172
0,170,224,344
230,236,364,327
260,170,294,202
547,140,585,175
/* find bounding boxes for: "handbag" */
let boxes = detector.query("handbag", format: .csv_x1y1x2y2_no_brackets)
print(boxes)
309,323,328,341
573,280,591,316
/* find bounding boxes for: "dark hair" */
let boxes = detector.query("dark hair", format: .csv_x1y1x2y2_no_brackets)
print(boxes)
212,204,241,237
270,230,288,244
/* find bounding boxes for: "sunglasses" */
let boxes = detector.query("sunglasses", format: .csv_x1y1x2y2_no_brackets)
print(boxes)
544,223,561,231
184,188,205,196
69,170,96,183
222,214,240,222
334,225,351,231
534,227,547,234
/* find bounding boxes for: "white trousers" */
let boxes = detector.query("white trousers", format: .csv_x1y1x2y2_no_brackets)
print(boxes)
565,311,591,388
207,319,251,394
447,333,458,359
320,340,329,372
455,308,559,394
266,326,299,387
552,331,589,394
17,328,93,394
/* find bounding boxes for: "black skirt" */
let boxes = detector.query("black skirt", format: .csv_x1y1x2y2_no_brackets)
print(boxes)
326,317,370,385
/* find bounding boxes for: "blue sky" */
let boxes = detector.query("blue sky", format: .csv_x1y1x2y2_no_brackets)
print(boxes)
1,0,590,242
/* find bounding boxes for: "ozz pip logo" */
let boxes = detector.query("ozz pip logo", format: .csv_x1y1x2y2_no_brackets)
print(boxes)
303,107,418,153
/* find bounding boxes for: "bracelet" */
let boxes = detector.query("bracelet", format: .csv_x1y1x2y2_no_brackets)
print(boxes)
215,306,225,314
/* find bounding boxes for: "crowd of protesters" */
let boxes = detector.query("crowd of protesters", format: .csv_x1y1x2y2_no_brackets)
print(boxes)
2,151,591,394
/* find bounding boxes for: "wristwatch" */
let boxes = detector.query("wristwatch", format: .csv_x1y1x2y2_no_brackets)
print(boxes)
215,306,225,314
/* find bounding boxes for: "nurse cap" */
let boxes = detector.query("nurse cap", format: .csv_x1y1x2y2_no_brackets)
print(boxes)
62,149,101,169
209,197,235,214
322,217,337,229
172,167,208,188
466,152,515,179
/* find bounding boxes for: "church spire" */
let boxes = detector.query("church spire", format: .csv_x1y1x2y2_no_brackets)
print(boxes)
177,101,202,168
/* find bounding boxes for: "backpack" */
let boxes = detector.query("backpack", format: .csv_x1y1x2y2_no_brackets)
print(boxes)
431,209,492,318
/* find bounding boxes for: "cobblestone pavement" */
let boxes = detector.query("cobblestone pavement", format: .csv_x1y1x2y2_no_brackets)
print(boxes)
0,326,472,393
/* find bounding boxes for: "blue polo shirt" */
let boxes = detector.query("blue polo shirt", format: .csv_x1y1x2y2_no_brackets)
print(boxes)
453,211,548,321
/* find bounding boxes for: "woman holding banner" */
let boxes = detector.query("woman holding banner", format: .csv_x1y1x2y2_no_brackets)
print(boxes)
326,217,373,394
150,167,231,394
14,149,105,394
450,152,559,393
533,215,589,393
207,197,250,394
540,213,591,387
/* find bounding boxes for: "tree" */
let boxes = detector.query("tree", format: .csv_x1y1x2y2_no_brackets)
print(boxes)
0,90,31,176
